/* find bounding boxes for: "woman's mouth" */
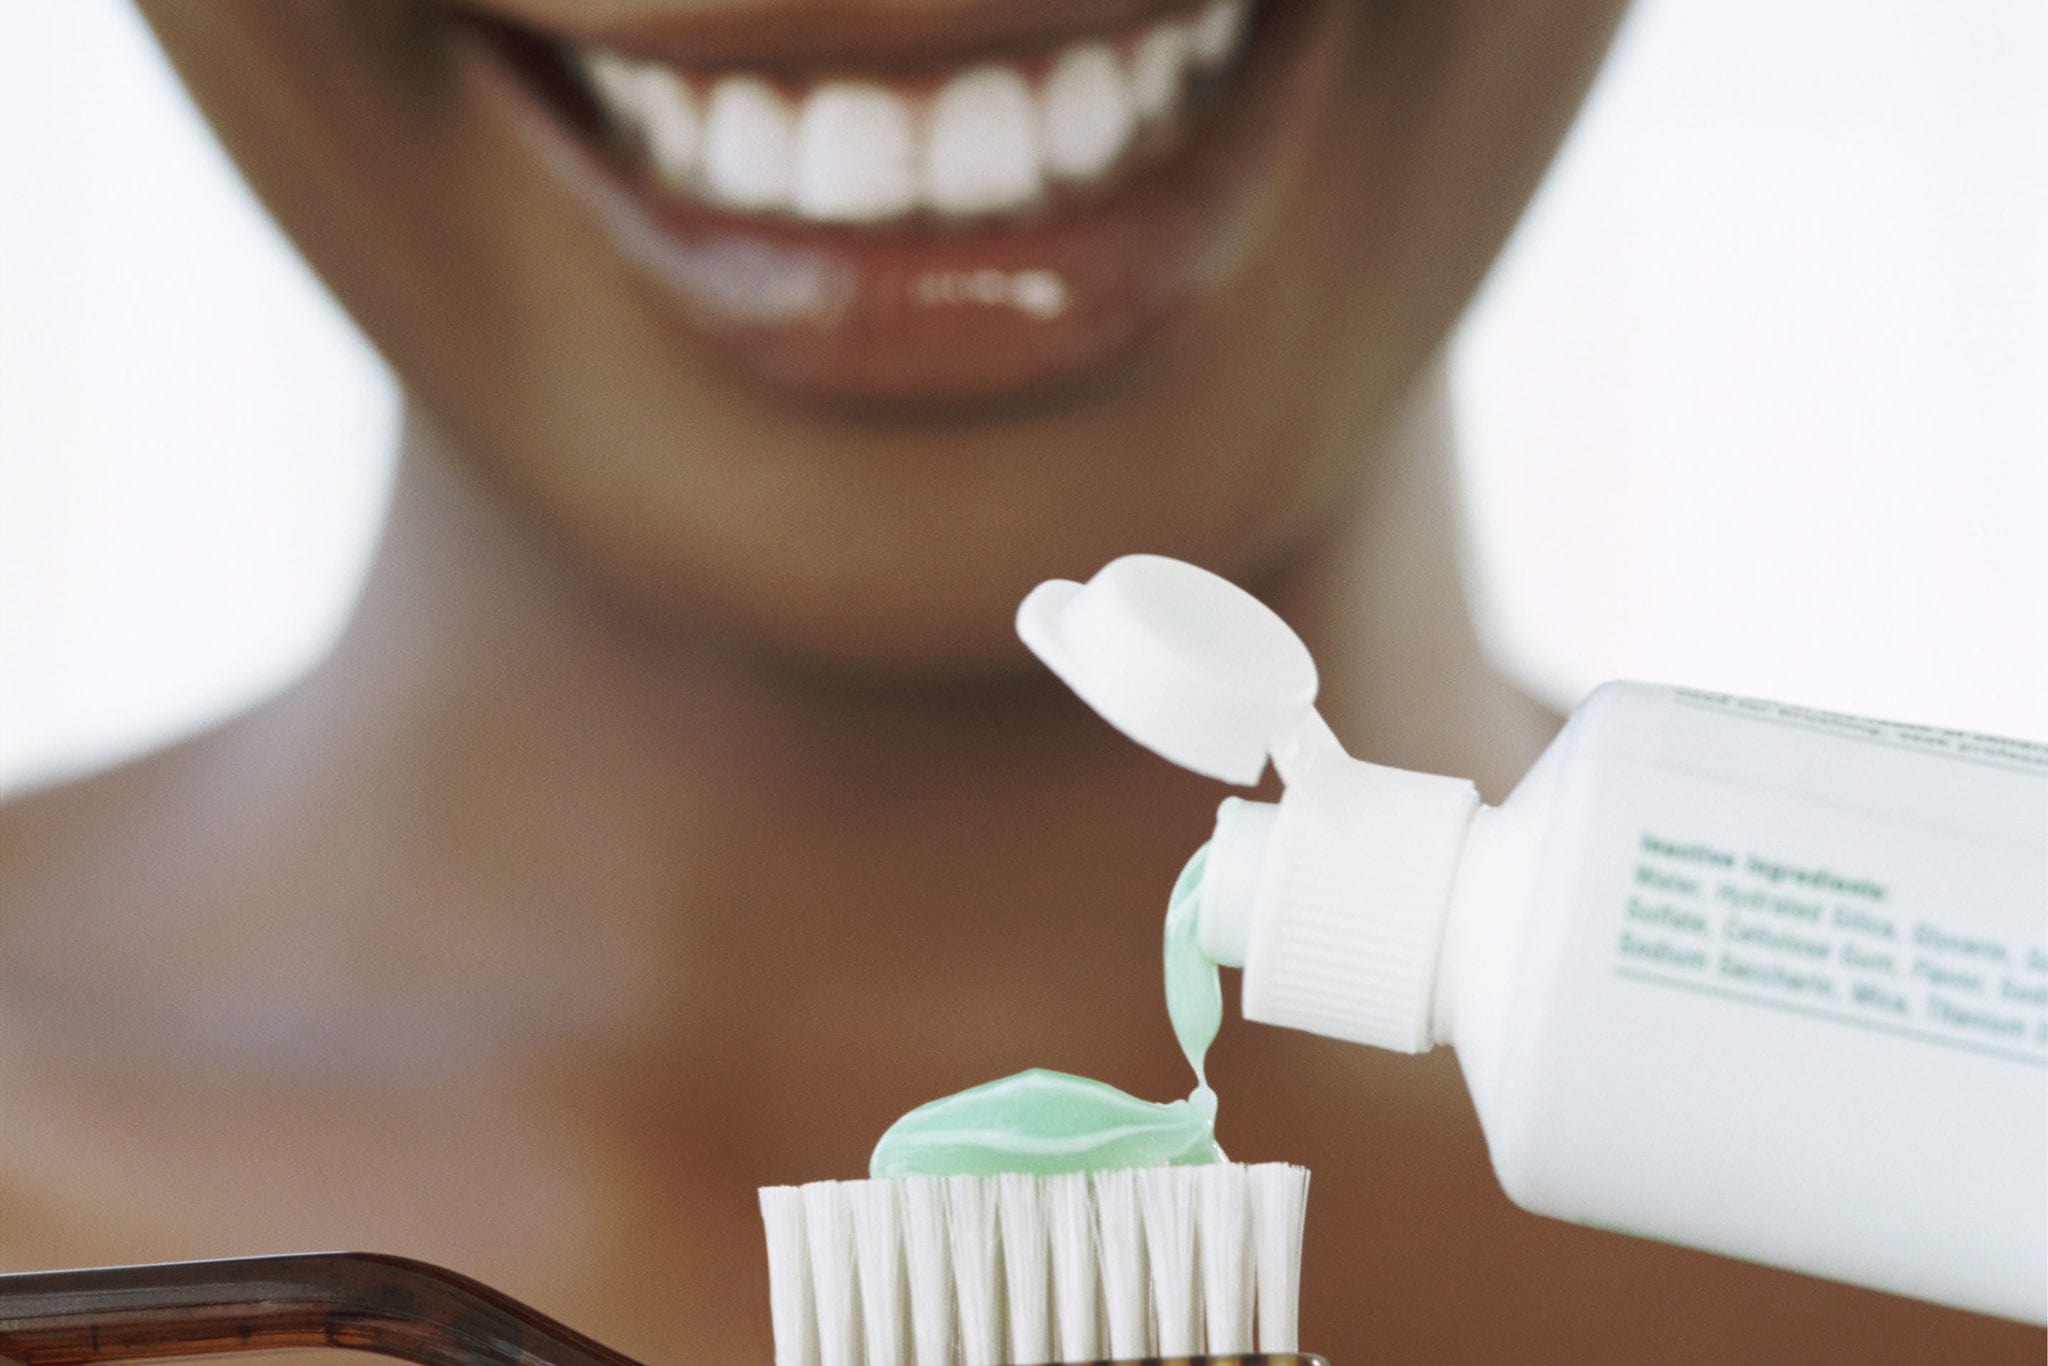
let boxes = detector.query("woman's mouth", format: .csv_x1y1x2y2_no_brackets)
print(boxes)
453,0,1338,408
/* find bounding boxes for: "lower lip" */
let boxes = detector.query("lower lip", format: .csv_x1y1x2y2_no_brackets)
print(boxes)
454,4,1339,411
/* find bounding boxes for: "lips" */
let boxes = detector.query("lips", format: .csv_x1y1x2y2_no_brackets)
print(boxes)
451,0,1337,408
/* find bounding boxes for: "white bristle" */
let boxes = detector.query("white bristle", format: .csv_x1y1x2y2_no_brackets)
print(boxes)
762,1163,1307,1365
760,1185,820,1366
943,1174,1005,1366
1088,1167,1151,1360
1138,1167,1200,1356
1044,1174,1102,1362
1198,1162,1254,1353
803,1182,862,1366
995,1172,1051,1366
898,1178,954,1366
847,1181,907,1366
1252,1163,1310,1352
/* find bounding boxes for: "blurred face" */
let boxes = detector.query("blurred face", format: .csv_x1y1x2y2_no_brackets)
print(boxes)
142,0,1625,676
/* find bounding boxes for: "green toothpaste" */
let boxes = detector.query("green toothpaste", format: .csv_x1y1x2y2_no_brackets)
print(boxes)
870,846,1224,1178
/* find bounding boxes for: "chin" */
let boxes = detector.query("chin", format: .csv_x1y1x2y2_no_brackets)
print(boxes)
592,487,1313,688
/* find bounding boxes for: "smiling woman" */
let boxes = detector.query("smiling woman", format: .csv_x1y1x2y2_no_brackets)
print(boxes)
4,1,2040,1363
131,0,1615,672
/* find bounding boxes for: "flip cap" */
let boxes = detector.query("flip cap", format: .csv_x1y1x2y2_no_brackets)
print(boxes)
1020,554,1480,1054
1016,555,1337,786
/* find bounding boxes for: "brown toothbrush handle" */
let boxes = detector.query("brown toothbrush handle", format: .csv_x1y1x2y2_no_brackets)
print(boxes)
0,1252,648,1366
0,1252,1329,1366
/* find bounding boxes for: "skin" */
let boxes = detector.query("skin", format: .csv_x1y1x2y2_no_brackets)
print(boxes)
0,1,2037,1361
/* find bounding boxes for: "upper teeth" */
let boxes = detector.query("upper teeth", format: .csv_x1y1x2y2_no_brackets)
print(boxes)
579,0,1254,226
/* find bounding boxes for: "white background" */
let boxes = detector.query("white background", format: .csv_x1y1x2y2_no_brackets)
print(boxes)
3,0,2045,793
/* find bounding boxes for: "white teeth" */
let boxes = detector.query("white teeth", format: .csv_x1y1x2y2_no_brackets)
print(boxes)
636,68,702,192
1189,0,1250,68
582,53,703,192
1040,42,1136,183
1129,21,1195,124
582,49,650,119
794,82,919,222
925,66,1043,216
579,1,1257,225
703,76,796,210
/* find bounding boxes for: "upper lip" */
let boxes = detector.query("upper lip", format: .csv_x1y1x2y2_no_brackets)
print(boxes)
464,0,1200,67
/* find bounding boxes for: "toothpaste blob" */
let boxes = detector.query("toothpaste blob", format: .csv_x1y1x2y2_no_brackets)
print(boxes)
867,1069,1221,1177
870,846,1225,1177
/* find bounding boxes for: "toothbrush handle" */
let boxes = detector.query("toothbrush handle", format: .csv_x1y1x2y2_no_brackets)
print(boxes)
0,1253,645,1366
0,1256,1329,1366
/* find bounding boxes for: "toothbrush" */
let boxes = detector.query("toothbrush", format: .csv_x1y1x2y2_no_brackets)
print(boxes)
759,1162,1311,1366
